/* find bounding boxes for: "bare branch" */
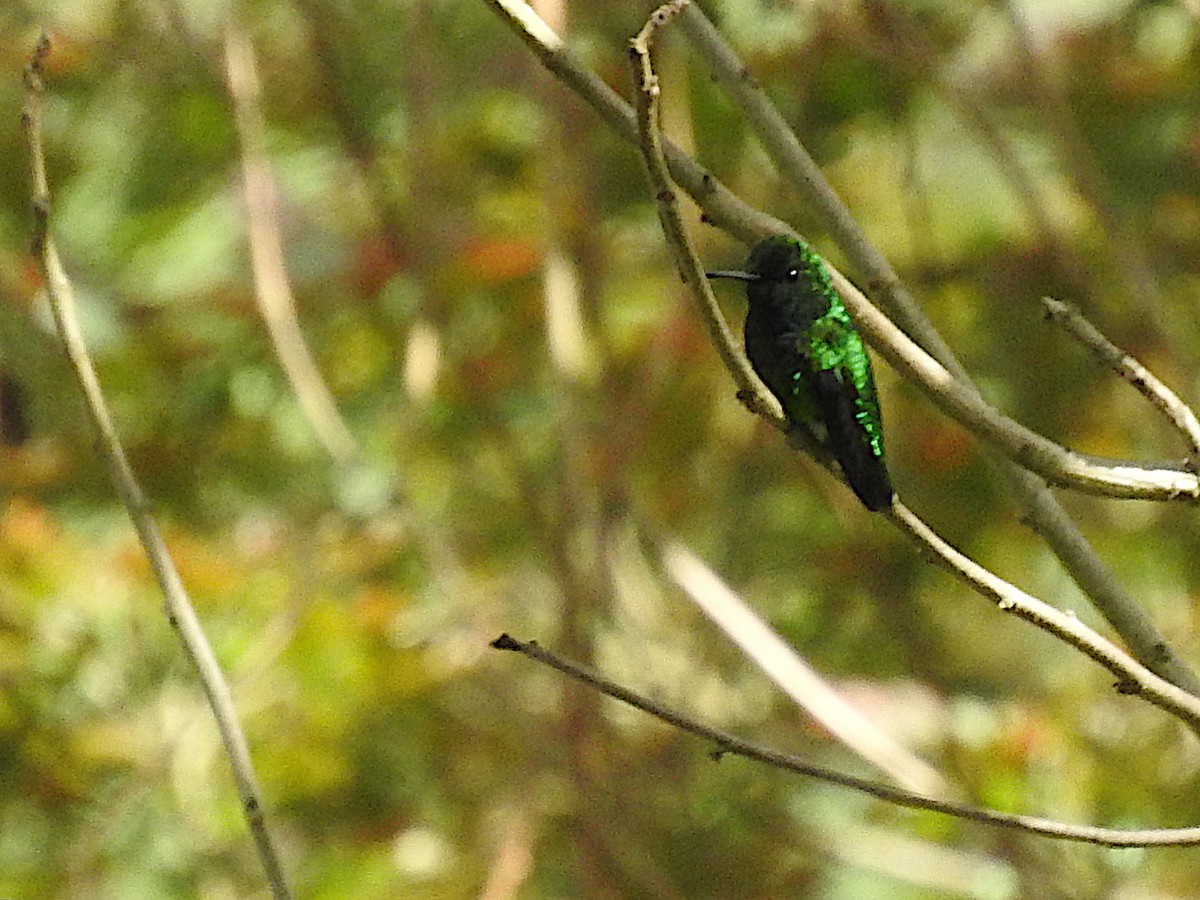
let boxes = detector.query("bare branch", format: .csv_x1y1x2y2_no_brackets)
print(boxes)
491,633,1200,848
668,3,1200,693
626,3,1200,737
824,266,1196,500
491,0,1200,501
483,0,789,244
883,500,1200,735
23,37,293,900
676,4,1195,501
225,22,358,463
627,1,775,423
480,0,1200,700
658,538,945,795
1043,297,1200,466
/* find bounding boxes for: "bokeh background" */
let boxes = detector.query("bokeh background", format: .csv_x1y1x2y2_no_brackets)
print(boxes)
4,0,1200,897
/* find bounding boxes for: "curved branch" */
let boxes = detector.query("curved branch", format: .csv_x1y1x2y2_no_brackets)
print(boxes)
492,633,1200,848
669,3,1200,693
1043,297,1200,466
883,500,1200,732
23,37,293,900
675,4,1197,503
483,0,787,245
627,2,769,417
824,267,1196,501
625,6,1200,736
480,0,1200,702
225,23,358,463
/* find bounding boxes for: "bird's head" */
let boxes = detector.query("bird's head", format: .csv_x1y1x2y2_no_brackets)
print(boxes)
706,235,829,311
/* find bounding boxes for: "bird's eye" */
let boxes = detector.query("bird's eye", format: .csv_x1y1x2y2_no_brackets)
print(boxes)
785,268,800,281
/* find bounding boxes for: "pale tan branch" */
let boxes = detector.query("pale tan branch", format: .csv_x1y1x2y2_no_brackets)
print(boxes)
23,37,292,900
625,4,1200,736
225,23,358,463
492,633,1200,848
1043,297,1200,466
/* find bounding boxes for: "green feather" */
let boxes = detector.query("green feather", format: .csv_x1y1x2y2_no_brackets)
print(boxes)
708,235,892,511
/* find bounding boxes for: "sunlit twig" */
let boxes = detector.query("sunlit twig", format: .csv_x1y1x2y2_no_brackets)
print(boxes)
23,36,293,900
657,538,945,794
1043,297,1200,466
670,1,1200,694
225,22,358,463
626,2,1200,737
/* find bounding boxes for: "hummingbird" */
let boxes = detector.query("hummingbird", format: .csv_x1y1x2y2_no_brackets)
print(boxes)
707,235,893,511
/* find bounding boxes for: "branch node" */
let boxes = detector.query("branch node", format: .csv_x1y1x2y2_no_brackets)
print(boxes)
29,195,49,258
23,33,51,93
1115,679,1142,696
491,632,523,651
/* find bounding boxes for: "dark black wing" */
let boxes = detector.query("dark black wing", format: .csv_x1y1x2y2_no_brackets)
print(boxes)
810,369,893,511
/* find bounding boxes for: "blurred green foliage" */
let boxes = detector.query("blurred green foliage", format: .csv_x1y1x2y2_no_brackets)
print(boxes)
2,0,1200,897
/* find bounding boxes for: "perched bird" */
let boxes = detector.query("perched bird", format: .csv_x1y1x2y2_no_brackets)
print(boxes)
707,235,893,511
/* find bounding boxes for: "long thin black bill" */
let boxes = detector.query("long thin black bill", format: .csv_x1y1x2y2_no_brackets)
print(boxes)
704,270,759,281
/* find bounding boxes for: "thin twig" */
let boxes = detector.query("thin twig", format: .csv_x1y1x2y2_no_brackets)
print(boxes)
883,499,1200,732
624,7,1200,736
627,1,771,419
22,37,293,900
491,633,1200,848
483,0,789,246
822,266,1196,500
657,537,945,795
669,2,1200,694
1043,297,1200,467
225,22,358,463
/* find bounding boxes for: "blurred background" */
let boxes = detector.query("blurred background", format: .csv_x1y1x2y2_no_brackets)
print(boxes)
3,0,1200,897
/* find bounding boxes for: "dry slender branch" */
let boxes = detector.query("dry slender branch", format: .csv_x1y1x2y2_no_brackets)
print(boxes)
1043,297,1200,466
491,633,1200,848
486,0,1200,500
627,1,769,418
626,4,1200,737
669,3,1200,694
821,266,1196,500
675,4,1195,501
657,538,945,795
225,22,358,463
484,0,790,245
634,0,943,798
883,500,1200,733
23,37,293,900
478,0,1200,693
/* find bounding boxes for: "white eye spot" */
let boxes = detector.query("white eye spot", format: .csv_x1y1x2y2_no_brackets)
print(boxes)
786,268,800,281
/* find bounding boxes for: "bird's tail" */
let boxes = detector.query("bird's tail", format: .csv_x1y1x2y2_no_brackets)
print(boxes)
812,371,893,512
